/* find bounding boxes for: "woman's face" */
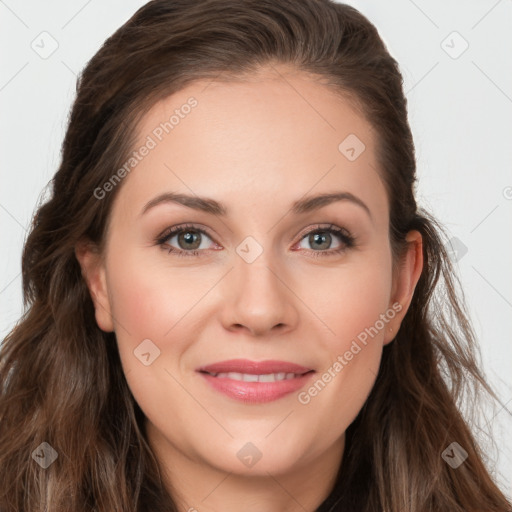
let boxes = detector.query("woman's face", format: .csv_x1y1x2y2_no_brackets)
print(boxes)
78,64,421,482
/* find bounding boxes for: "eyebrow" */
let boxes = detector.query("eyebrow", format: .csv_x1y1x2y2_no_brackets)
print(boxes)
140,191,372,220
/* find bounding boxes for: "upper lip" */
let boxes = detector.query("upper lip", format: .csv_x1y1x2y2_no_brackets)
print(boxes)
196,359,314,375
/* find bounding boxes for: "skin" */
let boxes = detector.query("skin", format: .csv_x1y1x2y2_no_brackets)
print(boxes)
76,63,423,512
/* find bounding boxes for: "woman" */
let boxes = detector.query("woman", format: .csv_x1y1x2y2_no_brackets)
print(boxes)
1,0,510,510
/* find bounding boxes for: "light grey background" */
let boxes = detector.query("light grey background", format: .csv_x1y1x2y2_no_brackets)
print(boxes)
1,0,511,499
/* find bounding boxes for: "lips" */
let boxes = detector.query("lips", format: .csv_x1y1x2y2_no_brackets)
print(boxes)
196,359,315,403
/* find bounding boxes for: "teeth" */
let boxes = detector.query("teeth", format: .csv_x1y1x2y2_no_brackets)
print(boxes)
208,371,300,382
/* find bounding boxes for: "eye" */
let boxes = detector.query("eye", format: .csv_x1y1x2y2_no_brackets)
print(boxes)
295,224,356,258
155,224,219,258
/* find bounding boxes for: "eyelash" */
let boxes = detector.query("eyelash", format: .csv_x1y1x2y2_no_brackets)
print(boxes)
155,223,356,259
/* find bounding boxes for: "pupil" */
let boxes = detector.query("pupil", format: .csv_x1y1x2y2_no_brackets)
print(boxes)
180,231,200,249
311,232,330,250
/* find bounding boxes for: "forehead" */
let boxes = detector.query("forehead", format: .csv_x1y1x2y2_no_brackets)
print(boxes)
113,64,387,224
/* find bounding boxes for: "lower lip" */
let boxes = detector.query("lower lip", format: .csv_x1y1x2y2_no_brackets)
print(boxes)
198,371,315,403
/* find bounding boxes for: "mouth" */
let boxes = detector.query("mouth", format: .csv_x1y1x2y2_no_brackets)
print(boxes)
196,358,314,375
199,370,313,382
195,359,316,404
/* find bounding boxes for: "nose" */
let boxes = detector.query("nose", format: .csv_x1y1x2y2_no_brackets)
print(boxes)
219,254,299,337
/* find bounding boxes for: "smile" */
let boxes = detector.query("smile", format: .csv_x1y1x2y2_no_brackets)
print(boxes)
203,371,303,382
198,370,315,403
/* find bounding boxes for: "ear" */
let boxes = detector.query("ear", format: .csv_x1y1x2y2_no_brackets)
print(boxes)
75,239,114,332
383,230,423,345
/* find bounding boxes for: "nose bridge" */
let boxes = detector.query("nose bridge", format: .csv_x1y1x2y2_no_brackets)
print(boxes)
235,237,284,306
221,236,297,334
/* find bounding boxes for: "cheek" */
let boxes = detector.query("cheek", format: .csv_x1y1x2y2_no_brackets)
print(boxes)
103,251,200,419
305,253,393,344
110,270,169,340
104,246,223,384
104,249,182,367
325,283,390,388
297,254,393,419
107,246,205,336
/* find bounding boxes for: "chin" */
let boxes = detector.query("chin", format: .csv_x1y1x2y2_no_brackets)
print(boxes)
202,436,310,476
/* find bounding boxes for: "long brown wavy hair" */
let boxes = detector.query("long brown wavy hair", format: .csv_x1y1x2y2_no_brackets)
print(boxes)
1,0,510,510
